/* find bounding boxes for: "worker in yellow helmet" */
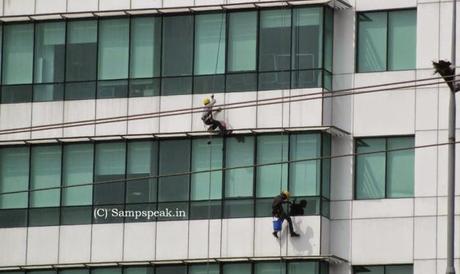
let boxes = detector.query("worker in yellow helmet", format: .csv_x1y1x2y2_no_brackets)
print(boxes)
272,190,300,238
201,95,230,135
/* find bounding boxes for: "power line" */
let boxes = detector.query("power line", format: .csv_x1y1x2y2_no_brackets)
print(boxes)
0,75,455,136
0,139,451,196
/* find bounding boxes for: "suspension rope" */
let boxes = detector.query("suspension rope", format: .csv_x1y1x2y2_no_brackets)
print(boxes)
0,75,455,136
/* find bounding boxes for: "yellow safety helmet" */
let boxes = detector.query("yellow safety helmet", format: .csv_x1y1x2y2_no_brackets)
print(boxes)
203,97,211,105
281,190,290,199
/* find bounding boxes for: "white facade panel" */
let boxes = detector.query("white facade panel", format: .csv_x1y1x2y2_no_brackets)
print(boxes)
63,100,96,137
225,92,257,130
91,224,124,262
0,228,27,266
330,201,352,220
330,136,354,200
415,88,439,131
31,102,64,139
254,217,286,257
321,217,330,255
95,99,128,136
352,199,413,219
159,95,192,133
26,226,59,265
414,260,437,274
417,3,440,69
123,222,156,261
221,218,254,257
99,0,130,10
355,0,416,11
188,220,222,259
351,218,413,264
35,0,67,14
414,217,437,260
286,216,321,256
330,220,351,261
127,97,160,134
130,0,162,9
289,88,323,127
163,0,194,7
58,225,92,264
67,0,98,12
155,221,188,260
3,0,35,15
0,103,31,141
414,197,437,216
256,90,290,129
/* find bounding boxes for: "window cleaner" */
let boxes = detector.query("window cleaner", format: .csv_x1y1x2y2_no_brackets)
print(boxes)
271,190,300,238
201,95,231,136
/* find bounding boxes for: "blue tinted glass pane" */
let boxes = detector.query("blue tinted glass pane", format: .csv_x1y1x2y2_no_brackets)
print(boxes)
130,17,161,78
387,137,414,198
195,13,226,75
66,20,97,81
98,19,129,80
225,136,254,197
227,12,257,72
3,24,34,84
0,147,29,209
34,22,65,83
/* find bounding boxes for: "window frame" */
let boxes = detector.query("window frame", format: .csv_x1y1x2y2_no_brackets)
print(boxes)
353,135,415,200
355,8,417,73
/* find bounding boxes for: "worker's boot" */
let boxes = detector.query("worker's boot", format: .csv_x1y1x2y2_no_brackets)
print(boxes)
290,232,300,237
272,231,279,238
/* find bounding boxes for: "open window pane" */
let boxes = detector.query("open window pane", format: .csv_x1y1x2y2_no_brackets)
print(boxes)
126,141,157,203
0,147,29,209
292,7,323,70
3,24,34,85
387,137,414,198
225,136,254,198
98,19,129,80
94,142,126,205
194,13,226,75
357,12,387,72
158,139,190,202
388,10,416,70
162,15,194,77
34,22,65,84
289,133,321,196
227,11,257,72
356,138,386,199
259,9,291,72
30,145,62,207
62,143,93,206
256,135,288,198
66,20,97,82
191,138,223,200
130,17,161,78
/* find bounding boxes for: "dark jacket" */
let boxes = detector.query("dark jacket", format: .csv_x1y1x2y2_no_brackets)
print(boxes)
272,195,287,217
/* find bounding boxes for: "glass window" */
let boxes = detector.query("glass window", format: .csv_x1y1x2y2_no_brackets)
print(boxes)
92,268,121,274
0,147,29,209
3,24,34,85
189,264,219,274
191,138,223,200
357,12,387,72
387,137,414,198
225,136,254,198
30,145,62,207
324,7,334,72
98,19,129,80
130,17,161,79
1,85,32,103
354,266,384,274
129,78,160,97
255,262,286,274
97,79,128,99
227,11,257,72
259,9,291,72
356,138,386,199
158,139,190,202
62,143,94,206
289,133,321,196
60,269,89,274
125,267,154,274
33,83,64,102
156,266,186,274
321,133,331,199
126,141,157,203
386,265,413,274
162,15,194,77
194,13,226,75
288,262,319,274
292,7,323,70
388,10,416,70
66,20,97,82
223,263,251,274
94,142,126,205
34,22,65,84
256,135,288,198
